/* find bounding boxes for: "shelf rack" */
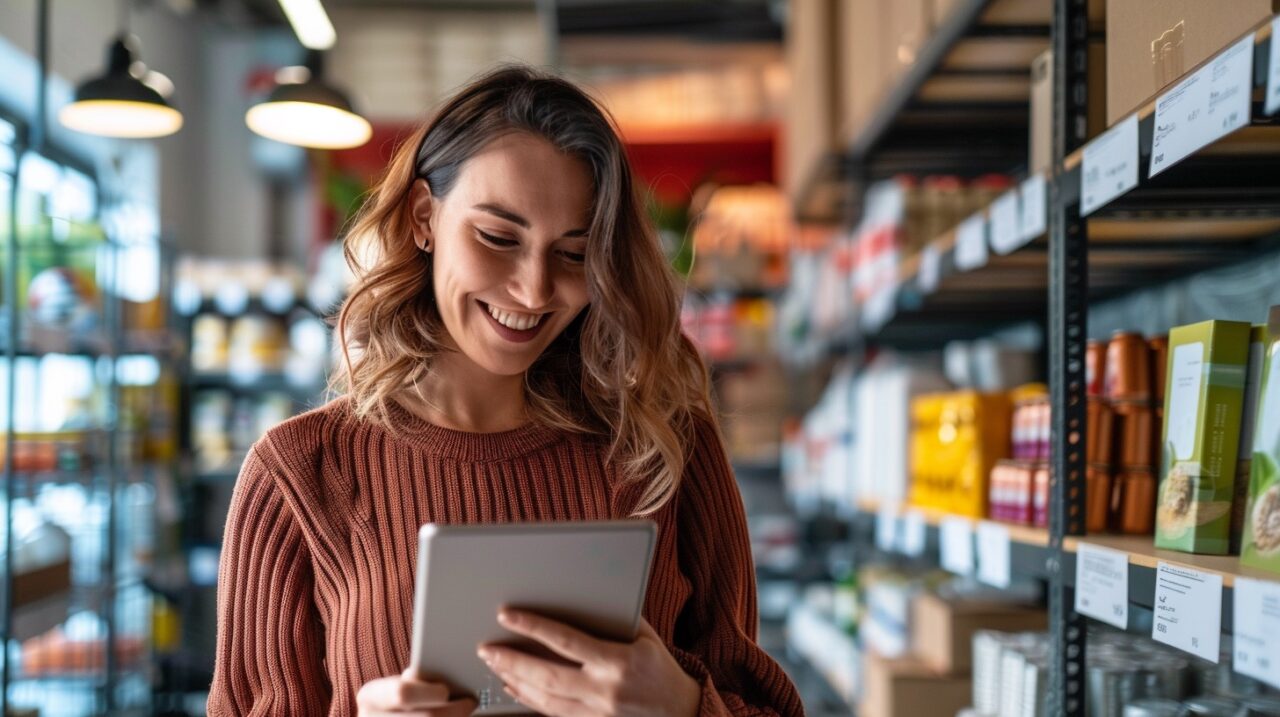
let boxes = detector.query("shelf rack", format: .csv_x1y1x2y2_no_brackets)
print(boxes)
804,0,1280,714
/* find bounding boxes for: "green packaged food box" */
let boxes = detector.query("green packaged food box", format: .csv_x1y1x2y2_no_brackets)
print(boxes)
1230,325,1267,554
1154,319,1251,554
1243,308,1280,573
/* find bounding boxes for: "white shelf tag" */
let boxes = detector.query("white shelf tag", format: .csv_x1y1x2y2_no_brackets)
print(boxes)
989,190,1023,255
1075,542,1129,629
976,521,1011,588
875,504,899,552
1233,577,1280,690
918,245,941,294
1269,17,1280,115
1152,562,1223,662
1082,114,1139,216
1150,33,1255,176
940,517,975,575
899,510,927,557
1019,174,1047,242
953,213,988,272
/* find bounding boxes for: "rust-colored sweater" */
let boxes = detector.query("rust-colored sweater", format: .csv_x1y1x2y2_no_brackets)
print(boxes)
207,398,804,716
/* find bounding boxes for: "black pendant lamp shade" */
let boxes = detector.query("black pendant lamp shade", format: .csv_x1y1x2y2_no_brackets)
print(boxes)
245,50,371,150
59,35,183,138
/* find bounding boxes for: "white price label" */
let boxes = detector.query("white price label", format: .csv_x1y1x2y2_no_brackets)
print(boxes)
876,505,899,552
1019,174,1047,241
953,213,988,271
918,245,941,294
1268,17,1280,115
940,517,975,575
1082,114,1139,216
1074,543,1129,629
1234,577,1280,690
1152,562,1223,662
988,190,1023,255
976,521,1011,588
899,510,927,557
1150,33,1255,176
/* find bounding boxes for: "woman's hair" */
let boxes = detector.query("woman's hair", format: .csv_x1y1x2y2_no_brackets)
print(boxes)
333,64,717,515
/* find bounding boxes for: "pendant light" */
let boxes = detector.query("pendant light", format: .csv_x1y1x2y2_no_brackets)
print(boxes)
245,50,371,150
59,1,183,139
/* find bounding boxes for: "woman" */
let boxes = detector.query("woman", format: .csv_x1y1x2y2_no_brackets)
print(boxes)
208,65,804,717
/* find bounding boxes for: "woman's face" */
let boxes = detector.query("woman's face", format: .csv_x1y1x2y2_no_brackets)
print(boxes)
411,132,593,378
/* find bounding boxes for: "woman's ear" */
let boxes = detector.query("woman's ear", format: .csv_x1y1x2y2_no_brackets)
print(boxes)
408,178,435,253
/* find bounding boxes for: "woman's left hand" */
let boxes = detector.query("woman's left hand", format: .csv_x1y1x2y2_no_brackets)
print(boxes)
478,609,701,717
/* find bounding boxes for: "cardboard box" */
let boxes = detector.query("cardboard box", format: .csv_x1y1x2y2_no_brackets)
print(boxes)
911,592,1047,674
784,0,838,204
1155,319,1252,554
1028,42,1107,176
837,0,885,141
1105,0,1278,125
1243,309,1280,573
861,650,972,717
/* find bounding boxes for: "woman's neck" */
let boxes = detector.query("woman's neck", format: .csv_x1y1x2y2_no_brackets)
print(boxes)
399,353,529,433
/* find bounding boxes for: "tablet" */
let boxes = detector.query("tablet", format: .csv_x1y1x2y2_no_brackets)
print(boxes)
409,520,657,714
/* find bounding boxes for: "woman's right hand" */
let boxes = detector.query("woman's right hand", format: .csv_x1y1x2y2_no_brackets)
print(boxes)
356,669,477,717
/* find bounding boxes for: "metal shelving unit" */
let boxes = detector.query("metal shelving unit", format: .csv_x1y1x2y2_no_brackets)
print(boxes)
800,0,1280,714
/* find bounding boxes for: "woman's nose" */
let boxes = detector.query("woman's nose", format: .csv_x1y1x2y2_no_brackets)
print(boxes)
510,254,554,309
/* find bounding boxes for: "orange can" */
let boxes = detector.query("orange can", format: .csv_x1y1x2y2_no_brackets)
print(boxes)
1086,340,1107,397
1149,335,1169,407
1104,331,1151,403
1086,465,1111,533
1117,469,1156,534
1113,402,1155,469
1086,397,1114,466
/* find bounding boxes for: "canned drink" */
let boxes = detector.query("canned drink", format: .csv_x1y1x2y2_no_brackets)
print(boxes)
1182,696,1241,716
1115,402,1156,469
1149,335,1168,405
1021,657,1047,717
1117,469,1156,535
1088,397,1115,466
1122,698,1183,717
1106,331,1152,403
1088,339,1108,397
1033,464,1050,527
1087,465,1111,533
1089,660,1137,717
1140,656,1190,700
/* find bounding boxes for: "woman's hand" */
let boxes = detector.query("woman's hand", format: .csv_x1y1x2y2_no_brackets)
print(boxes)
478,610,702,717
356,668,478,717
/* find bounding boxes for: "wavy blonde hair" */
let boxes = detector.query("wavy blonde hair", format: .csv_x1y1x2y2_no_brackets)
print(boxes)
332,65,717,515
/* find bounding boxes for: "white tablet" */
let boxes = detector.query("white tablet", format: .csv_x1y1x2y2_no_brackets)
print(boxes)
409,520,657,714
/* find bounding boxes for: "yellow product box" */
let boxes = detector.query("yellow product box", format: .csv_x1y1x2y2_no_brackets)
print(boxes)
909,391,1011,517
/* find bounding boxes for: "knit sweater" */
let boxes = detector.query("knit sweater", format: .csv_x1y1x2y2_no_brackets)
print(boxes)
207,397,804,717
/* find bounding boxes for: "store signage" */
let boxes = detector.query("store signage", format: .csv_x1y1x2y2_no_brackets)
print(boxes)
1152,562,1223,662
953,213,988,272
976,521,1011,588
899,510,927,556
1081,114,1139,216
1019,174,1047,242
1150,33,1254,176
940,517,975,575
1074,542,1129,629
1233,577,1280,690
918,244,941,295
1268,18,1280,115
876,504,899,552
989,190,1023,255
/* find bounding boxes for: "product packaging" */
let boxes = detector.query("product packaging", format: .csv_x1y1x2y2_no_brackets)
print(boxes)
1154,319,1251,554
909,391,1011,518
1243,309,1280,573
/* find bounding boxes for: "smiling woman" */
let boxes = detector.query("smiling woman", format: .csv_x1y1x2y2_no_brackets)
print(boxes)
206,65,804,717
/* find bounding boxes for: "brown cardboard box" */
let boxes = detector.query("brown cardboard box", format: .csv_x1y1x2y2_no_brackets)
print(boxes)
861,650,973,717
889,0,931,74
837,0,885,141
1106,0,1278,125
1029,41,1107,176
911,591,1047,674
784,0,838,203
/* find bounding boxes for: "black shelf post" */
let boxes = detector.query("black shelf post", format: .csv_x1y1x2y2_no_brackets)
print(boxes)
1048,0,1090,715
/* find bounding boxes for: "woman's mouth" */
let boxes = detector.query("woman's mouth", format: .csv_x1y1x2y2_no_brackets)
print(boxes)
478,300,548,343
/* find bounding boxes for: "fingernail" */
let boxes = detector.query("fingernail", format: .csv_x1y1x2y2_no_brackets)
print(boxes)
477,647,492,661
498,610,516,625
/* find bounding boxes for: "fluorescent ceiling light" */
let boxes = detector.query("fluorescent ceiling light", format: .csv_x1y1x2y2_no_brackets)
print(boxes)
278,0,336,50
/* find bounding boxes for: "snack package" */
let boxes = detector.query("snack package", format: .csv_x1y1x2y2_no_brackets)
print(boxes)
1243,309,1280,573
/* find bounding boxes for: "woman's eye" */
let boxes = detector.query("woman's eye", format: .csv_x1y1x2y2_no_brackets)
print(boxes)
476,229,517,248
559,250,587,264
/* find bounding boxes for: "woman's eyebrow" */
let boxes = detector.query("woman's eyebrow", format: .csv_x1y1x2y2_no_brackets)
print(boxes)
472,202,588,238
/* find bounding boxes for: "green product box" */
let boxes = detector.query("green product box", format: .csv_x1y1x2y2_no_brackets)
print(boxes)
1154,319,1252,555
1231,325,1267,554
1243,308,1280,573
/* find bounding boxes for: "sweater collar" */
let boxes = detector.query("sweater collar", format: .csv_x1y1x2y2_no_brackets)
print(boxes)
382,398,566,461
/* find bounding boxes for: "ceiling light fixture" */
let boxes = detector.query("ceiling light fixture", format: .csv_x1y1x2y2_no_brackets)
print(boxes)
277,0,336,50
59,34,184,139
245,50,371,150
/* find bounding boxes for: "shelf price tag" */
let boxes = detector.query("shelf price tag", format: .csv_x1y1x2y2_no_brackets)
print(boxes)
940,517,975,575
1233,577,1280,690
1269,17,1280,115
899,510,927,557
918,245,941,295
1074,542,1129,629
953,213,988,272
976,521,1011,588
1081,114,1139,216
1150,33,1255,176
988,190,1023,255
1019,174,1047,242
1152,562,1223,662
876,504,899,552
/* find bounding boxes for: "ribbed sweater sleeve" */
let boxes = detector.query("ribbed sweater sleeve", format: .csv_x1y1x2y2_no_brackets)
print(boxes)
672,418,805,717
207,447,332,716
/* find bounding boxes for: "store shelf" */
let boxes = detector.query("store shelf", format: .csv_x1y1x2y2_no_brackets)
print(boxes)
189,371,324,394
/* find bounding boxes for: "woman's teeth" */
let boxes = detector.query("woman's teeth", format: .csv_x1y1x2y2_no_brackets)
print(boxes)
486,303,544,331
